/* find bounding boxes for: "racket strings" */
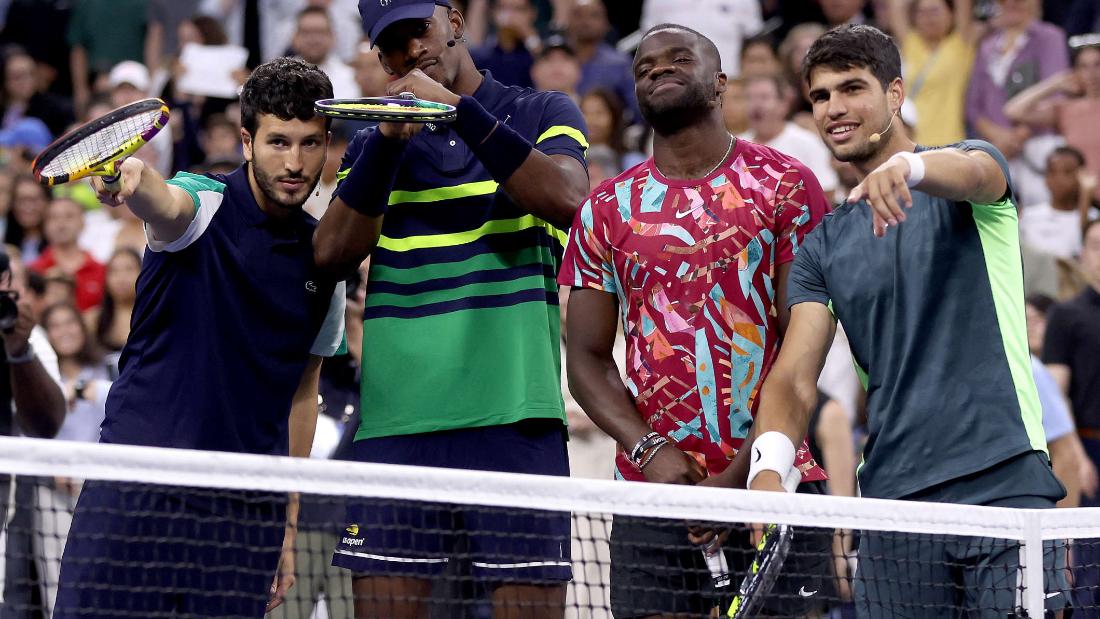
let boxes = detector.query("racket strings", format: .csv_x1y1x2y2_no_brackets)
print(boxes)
40,109,163,177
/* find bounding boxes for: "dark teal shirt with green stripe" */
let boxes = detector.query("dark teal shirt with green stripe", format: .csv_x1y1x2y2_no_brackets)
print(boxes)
787,140,1048,501
335,71,588,441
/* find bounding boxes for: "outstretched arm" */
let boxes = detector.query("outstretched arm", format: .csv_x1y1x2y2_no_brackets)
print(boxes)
849,143,1012,237
92,157,197,245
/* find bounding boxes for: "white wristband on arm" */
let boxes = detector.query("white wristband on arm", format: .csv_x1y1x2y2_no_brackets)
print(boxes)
746,431,801,493
890,151,925,188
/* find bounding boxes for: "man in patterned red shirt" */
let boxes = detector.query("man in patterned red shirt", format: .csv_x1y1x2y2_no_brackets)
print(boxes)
560,24,833,618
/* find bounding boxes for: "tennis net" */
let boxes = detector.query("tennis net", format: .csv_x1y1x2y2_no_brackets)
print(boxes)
0,436,1097,618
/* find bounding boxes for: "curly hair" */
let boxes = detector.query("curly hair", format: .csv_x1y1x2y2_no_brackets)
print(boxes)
240,57,333,135
802,24,902,91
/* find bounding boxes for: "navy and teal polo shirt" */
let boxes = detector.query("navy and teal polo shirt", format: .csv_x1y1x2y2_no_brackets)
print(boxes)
101,166,346,456
787,140,1050,501
336,71,588,441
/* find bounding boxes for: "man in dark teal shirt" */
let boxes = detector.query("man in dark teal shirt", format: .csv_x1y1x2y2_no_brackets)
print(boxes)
713,25,1069,618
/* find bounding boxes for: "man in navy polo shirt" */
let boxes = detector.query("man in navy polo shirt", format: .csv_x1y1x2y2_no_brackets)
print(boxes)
54,57,346,618
313,0,589,616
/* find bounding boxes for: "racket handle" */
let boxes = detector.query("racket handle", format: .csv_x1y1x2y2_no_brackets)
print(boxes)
103,173,122,193
701,545,732,588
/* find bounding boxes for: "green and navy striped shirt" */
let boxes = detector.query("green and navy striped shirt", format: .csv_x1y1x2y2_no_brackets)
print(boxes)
337,72,588,440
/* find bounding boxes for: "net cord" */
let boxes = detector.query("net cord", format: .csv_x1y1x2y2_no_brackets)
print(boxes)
3,437,1098,541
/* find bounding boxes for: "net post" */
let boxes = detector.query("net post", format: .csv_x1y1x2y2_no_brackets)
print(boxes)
1023,510,1045,618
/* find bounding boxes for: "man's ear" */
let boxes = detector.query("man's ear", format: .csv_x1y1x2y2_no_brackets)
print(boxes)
240,127,253,162
449,7,465,41
888,76,905,115
715,70,728,100
378,51,395,76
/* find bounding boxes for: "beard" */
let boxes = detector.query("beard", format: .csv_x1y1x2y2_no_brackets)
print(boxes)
640,80,714,136
251,161,320,211
829,138,880,165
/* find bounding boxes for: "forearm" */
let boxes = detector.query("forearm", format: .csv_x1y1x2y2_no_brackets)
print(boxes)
1050,435,1080,508
911,148,1007,204
10,360,65,438
567,349,651,452
452,96,585,228
124,162,194,238
288,360,321,460
1003,79,1060,125
314,132,406,277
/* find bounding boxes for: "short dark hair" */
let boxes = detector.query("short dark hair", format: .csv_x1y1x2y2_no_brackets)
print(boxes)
802,24,901,90
1047,145,1086,168
639,23,722,72
239,57,333,136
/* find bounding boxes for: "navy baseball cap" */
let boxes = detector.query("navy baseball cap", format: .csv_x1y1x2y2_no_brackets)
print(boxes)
360,0,452,48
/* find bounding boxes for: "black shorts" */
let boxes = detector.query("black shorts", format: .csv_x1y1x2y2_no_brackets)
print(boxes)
609,482,834,618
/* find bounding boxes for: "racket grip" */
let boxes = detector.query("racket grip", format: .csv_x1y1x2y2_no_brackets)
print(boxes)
701,545,732,588
103,174,122,193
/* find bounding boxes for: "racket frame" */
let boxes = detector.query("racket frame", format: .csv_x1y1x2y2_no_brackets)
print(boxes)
727,523,795,619
32,98,170,187
314,94,457,123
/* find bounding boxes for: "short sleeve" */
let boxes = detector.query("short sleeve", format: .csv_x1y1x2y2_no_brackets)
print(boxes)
955,139,1016,206
310,281,347,357
1041,303,1075,366
557,194,617,294
786,226,830,309
774,161,832,265
534,91,589,167
148,172,225,252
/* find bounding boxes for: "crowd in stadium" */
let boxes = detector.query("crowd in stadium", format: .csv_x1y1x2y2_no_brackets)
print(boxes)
0,0,1098,617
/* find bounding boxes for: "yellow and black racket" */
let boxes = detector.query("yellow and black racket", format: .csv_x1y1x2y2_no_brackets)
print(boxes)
32,98,170,190
314,92,457,123
727,524,794,618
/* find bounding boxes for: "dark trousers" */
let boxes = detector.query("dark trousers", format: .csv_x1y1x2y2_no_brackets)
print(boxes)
1074,437,1100,617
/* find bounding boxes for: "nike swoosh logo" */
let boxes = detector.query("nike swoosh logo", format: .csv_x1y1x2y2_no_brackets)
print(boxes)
753,448,762,463
798,586,817,597
1046,592,1062,599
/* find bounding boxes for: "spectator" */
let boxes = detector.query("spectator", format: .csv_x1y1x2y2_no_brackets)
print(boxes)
0,247,66,615
84,247,141,357
472,0,540,88
303,125,351,219
739,74,840,195
531,36,581,99
565,0,637,119
640,0,762,77
778,22,827,120
143,0,204,74
585,144,619,191
1043,219,1100,609
1026,294,1096,508
889,0,978,146
820,0,872,26
0,0,73,98
966,0,1069,207
291,6,361,99
3,175,49,263
353,40,389,97
0,116,53,171
1020,147,1099,259
580,88,638,172
199,0,305,68
29,197,106,312
107,61,173,176
1004,36,1100,198
739,35,783,79
1064,0,1099,37
200,113,243,167
0,248,64,440
722,77,749,135
1,49,73,137
43,303,110,442
68,0,148,115
0,170,12,240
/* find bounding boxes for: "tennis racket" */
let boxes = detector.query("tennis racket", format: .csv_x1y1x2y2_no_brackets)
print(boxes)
32,98,170,191
314,92,457,123
726,524,794,618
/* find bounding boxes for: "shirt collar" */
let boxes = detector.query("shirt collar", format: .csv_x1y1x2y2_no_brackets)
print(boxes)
471,70,505,109
223,164,310,232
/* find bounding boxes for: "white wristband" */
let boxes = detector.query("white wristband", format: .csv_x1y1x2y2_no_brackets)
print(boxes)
890,151,925,188
746,431,800,493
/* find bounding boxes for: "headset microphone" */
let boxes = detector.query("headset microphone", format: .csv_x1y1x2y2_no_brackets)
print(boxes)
447,37,464,47
869,109,898,144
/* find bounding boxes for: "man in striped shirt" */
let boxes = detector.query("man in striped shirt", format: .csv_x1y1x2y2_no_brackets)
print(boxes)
314,1,588,616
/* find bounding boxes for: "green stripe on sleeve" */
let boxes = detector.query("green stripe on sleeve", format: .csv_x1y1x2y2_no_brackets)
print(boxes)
536,125,590,151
